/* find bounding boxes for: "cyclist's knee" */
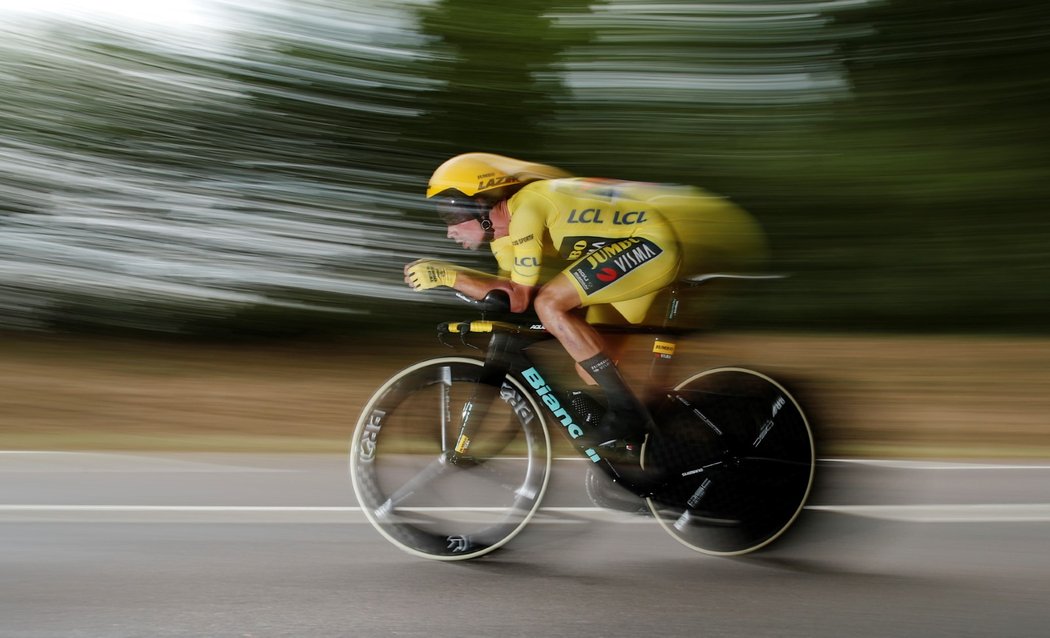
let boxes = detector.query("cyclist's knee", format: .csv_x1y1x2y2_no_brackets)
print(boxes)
533,292,559,324
534,282,580,322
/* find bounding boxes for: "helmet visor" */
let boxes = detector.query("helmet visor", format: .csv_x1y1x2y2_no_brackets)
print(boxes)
435,196,487,226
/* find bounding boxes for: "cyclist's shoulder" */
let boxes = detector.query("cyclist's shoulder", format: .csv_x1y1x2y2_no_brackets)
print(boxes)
514,177,605,200
531,177,702,205
507,180,564,216
513,178,573,199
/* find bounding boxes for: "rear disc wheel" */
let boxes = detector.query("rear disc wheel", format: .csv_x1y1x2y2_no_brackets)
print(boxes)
644,367,815,555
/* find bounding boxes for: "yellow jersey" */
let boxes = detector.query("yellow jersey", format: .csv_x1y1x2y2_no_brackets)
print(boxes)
489,177,766,324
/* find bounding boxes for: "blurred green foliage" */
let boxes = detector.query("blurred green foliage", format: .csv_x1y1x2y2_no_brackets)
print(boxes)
1,0,1047,336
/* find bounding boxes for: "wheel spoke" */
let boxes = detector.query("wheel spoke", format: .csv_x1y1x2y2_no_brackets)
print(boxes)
439,365,452,453
464,457,542,500
372,455,451,521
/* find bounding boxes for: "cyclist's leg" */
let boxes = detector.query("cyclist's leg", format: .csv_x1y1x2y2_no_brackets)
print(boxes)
534,236,680,448
571,321,629,387
532,276,642,444
532,276,603,363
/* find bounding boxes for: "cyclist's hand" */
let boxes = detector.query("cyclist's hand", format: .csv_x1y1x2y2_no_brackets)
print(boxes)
405,260,459,290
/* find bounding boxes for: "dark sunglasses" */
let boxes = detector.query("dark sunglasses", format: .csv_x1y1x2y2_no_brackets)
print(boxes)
435,197,487,226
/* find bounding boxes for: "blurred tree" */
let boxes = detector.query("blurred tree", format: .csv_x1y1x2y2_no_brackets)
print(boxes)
412,0,584,162
1,0,1048,335
748,0,1050,331
214,1,437,192
539,0,867,184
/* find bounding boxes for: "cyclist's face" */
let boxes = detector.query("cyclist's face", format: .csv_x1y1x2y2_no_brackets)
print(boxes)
447,219,485,250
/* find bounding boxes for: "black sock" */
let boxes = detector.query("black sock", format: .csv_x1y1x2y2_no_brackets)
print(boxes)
578,353,651,438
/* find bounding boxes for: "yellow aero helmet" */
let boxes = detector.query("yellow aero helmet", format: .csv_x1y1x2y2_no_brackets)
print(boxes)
426,152,572,199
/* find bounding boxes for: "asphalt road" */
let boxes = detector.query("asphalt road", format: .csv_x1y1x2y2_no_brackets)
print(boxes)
2,452,1050,637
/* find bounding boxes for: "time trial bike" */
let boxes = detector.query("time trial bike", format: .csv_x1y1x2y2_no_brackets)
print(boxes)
349,274,815,560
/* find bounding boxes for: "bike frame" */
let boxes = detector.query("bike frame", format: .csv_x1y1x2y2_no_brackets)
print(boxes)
439,312,684,497
439,273,786,496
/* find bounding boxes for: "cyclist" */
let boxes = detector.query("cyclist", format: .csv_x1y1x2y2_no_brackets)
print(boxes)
405,152,765,458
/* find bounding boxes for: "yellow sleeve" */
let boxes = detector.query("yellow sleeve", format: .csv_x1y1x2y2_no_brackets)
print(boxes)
505,190,552,287
489,236,514,274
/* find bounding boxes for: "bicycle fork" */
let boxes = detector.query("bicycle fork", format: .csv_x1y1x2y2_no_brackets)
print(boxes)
443,333,524,465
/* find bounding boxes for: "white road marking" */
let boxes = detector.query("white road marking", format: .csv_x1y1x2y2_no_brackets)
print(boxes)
0,504,1048,523
3,452,1049,524
806,504,1050,523
0,505,354,512
0,451,294,473
819,458,1050,470
0,504,644,524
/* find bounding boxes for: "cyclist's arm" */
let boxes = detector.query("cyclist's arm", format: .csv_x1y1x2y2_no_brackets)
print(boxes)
452,268,536,313
503,191,548,296
404,260,536,313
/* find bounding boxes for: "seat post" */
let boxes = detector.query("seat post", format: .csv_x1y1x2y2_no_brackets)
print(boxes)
646,284,682,393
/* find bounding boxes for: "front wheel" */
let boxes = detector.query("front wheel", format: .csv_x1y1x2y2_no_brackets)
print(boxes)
350,357,552,560
643,367,815,556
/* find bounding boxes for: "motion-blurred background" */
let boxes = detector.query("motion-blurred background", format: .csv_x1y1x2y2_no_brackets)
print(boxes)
2,0,1048,454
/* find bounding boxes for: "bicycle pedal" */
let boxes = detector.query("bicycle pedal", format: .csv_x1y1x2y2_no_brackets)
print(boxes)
596,439,640,459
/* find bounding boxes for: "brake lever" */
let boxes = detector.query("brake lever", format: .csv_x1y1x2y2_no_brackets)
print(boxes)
436,322,481,350
461,331,480,350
